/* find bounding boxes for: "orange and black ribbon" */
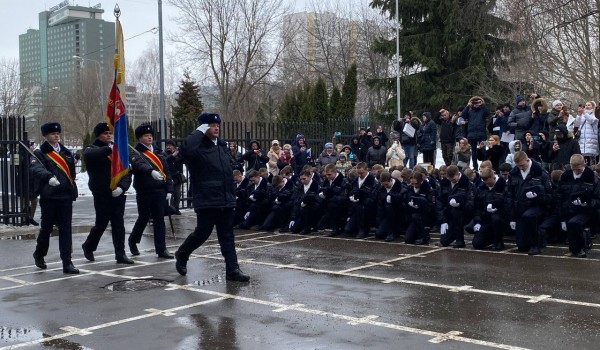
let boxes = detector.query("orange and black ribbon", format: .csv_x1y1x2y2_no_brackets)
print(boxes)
142,150,166,179
47,151,74,184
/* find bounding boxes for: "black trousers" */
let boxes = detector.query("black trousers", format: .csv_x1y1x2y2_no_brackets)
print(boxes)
83,194,126,255
345,202,374,235
375,205,402,238
261,203,291,230
290,205,320,233
317,200,346,231
176,208,240,273
129,191,167,252
35,198,73,262
440,208,467,246
515,207,543,251
467,214,505,249
567,213,591,254
405,212,428,244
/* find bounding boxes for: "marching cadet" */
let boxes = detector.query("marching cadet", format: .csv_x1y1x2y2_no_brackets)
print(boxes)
345,162,377,239
81,123,134,264
506,151,552,255
465,167,507,250
175,112,249,281
128,124,174,259
557,154,599,257
437,165,474,248
374,170,406,242
317,163,349,237
31,122,79,274
404,172,435,245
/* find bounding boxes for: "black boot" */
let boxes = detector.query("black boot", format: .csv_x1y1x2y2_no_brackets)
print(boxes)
157,250,174,259
82,243,95,262
116,253,134,264
384,233,396,242
175,251,187,276
226,268,250,282
128,240,140,256
328,229,341,237
33,252,47,269
62,262,80,274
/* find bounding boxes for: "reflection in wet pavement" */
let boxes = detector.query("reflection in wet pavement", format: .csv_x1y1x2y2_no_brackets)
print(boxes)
0,326,92,349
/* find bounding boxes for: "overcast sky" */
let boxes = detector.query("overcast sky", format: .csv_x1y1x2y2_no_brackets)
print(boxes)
0,0,323,63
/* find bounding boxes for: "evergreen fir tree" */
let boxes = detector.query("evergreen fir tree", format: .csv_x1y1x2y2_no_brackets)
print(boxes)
172,70,204,137
298,83,313,122
370,0,515,113
312,77,329,124
329,85,341,119
338,63,358,119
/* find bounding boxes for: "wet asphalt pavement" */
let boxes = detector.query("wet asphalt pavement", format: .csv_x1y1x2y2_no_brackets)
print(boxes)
1,196,600,349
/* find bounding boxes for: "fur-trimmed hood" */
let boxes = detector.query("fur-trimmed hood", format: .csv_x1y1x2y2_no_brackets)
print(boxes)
531,98,549,115
469,96,486,105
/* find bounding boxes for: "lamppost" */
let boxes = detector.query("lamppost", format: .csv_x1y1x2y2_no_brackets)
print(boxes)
72,55,104,115
395,0,401,119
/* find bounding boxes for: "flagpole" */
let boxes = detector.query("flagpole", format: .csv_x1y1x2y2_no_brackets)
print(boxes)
158,0,166,149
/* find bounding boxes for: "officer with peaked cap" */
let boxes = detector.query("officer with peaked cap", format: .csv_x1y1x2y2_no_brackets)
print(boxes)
128,124,175,259
175,112,250,281
31,122,79,274
81,122,134,264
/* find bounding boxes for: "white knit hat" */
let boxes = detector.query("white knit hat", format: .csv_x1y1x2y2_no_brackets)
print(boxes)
552,100,562,108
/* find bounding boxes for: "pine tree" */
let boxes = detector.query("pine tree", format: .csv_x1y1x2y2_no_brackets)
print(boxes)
312,77,329,124
338,63,358,119
370,0,514,113
172,70,203,137
298,83,313,122
329,85,341,119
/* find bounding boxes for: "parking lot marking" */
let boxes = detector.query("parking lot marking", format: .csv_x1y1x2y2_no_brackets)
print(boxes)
144,308,176,316
0,276,32,286
59,326,92,336
337,248,446,273
429,330,463,344
527,295,552,303
347,315,379,325
272,303,305,313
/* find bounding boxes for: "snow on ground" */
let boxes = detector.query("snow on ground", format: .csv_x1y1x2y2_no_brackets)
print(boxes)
75,171,136,197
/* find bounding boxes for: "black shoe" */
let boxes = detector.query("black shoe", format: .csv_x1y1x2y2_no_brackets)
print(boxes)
279,227,289,233
528,247,541,255
384,234,396,242
175,210,182,215
157,250,174,259
62,262,80,274
572,250,587,258
175,252,187,276
116,254,134,264
328,229,341,237
301,229,311,235
129,241,140,256
250,225,261,230
29,219,39,226
492,243,505,251
356,231,367,239
226,269,250,282
82,244,95,262
33,253,46,269
452,241,466,248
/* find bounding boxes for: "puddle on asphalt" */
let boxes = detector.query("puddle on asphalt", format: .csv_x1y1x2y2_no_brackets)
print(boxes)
0,227,91,240
104,278,171,291
0,326,92,349
192,275,225,286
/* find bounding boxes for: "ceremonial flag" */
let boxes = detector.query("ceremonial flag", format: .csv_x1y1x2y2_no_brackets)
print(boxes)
105,18,129,190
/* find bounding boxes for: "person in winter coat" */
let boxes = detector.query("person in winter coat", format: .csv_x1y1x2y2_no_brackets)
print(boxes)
548,124,581,169
267,140,282,176
228,142,244,173
574,101,599,165
350,136,366,163
504,140,522,167
292,135,311,174
243,140,269,172
317,142,338,166
336,154,353,174
476,135,504,172
462,96,490,169
529,98,550,136
397,114,422,168
547,100,575,140
452,107,467,142
452,138,471,170
277,144,294,171
492,104,512,156
437,165,475,248
435,109,455,166
366,136,387,168
386,140,406,168
375,125,389,146
418,112,437,165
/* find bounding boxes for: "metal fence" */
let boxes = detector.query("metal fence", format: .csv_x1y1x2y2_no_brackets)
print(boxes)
0,116,31,225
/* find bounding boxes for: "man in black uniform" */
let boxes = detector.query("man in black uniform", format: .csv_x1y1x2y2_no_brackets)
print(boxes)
31,122,79,274
165,139,184,214
175,112,249,281
437,165,474,248
81,123,134,264
128,124,174,259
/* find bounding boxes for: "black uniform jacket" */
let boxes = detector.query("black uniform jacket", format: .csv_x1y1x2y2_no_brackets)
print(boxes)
130,143,174,194
83,139,132,196
31,141,78,201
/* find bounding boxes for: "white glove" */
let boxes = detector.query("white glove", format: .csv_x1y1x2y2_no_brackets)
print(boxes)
473,223,481,232
347,217,351,222
111,187,123,197
386,195,392,204
318,192,326,199
244,212,250,220
48,176,60,187
301,202,306,207
249,194,256,202
408,200,419,209
572,198,587,207
166,193,172,202
486,203,497,213
151,170,164,181
274,198,281,205
561,221,567,231
440,223,448,235
289,221,295,229
349,195,359,203
449,198,460,207
525,191,537,199
510,221,516,230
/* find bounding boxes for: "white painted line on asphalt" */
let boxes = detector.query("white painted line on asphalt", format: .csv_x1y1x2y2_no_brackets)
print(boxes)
449,285,473,293
169,283,531,350
337,248,446,273
527,295,552,303
144,308,176,316
0,297,226,350
0,276,32,286
272,303,305,313
429,330,463,344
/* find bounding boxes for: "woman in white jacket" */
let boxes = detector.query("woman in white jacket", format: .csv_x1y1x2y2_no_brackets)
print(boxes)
574,101,599,165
